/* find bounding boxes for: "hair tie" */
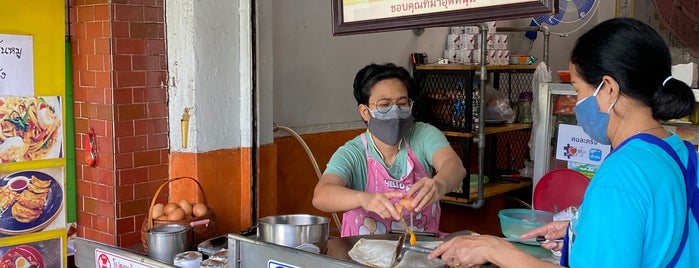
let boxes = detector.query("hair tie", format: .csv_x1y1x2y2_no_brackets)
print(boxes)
662,76,673,87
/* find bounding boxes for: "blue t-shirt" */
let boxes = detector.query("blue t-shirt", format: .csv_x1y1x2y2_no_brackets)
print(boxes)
323,122,451,191
570,133,698,267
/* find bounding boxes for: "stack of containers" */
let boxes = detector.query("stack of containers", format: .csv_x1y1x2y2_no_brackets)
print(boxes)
443,22,510,65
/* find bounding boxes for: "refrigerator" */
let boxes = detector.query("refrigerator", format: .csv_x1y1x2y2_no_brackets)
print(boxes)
531,83,605,186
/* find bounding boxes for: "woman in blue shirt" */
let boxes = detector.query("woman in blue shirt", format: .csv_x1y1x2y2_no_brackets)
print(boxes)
429,18,698,267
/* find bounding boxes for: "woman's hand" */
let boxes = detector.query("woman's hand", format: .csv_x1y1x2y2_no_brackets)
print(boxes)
405,176,447,212
521,220,569,251
358,191,405,219
428,234,516,267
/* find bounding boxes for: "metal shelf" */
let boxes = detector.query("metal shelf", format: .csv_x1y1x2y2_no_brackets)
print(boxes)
442,180,532,204
415,64,538,71
442,123,532,138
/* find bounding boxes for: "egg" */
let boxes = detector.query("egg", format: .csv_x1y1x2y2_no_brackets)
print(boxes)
15,256,30,268
192,203,208,217
167,208,186,221
151,203,165,219
163,203,180,215
179,199,193,216
156,215,168,221
395,197,415,213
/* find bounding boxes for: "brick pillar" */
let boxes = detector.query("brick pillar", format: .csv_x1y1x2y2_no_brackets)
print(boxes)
71,1,168,248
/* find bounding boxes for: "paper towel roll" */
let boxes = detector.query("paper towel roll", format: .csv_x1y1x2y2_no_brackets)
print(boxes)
671,63,698,88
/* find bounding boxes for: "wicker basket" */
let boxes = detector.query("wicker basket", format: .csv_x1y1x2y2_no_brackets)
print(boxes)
140,177,218,252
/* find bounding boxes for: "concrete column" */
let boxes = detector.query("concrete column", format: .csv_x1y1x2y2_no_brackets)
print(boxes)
166,0,255,234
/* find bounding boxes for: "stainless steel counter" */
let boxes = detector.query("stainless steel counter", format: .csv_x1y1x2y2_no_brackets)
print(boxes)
74,238,175,268
73,233,557,268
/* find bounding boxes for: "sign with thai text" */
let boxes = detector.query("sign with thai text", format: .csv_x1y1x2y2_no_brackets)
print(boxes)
0,33,34,96
342,0,532,22
555,124,611,165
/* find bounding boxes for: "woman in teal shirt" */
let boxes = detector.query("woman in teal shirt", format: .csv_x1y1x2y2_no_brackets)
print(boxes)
429,18,698,267
313,63,466,237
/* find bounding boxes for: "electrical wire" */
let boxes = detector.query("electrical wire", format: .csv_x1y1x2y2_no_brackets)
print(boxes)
273,123,343,232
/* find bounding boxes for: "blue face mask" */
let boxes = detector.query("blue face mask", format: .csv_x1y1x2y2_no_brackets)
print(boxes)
574,82,617,145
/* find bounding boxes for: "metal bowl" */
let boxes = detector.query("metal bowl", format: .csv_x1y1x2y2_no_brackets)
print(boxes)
257,214,329,247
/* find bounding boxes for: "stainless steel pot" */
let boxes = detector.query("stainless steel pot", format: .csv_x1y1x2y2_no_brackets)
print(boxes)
257,214,329,247
147,224,192,264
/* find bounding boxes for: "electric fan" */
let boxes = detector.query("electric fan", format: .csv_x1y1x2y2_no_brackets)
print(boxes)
531,0,599,37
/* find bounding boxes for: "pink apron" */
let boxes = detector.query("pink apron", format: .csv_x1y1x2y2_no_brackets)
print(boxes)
341,133,441,237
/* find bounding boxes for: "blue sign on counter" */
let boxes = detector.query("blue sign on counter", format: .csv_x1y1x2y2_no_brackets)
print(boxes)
268,260,301,268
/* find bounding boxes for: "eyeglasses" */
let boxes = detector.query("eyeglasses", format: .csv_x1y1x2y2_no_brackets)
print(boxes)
369,97,413,114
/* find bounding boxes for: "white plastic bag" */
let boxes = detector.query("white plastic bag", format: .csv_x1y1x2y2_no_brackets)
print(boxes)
484,86,516,123
529,62,552,161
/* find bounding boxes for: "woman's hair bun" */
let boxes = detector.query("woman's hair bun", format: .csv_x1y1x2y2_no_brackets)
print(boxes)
651,78,694,121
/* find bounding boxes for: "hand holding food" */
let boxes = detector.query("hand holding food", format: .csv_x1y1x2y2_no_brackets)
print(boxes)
393,197,415,214
405,177,446,212
394,197,417,245
359,191,403,220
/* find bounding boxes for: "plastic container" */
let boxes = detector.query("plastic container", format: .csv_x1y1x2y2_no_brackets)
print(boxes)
173,251,202,268
498,208,554,239
517,92,533,124
199,259,226,268
209,249,228,265
558,70,571,83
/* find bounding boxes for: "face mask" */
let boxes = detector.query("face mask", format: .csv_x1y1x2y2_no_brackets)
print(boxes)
574,81,617,145
367,105,414,146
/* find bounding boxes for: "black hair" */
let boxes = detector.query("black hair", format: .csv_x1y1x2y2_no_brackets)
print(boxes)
353,63,418,106
571,18,694,121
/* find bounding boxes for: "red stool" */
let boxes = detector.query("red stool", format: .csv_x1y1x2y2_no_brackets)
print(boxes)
533,169,590,213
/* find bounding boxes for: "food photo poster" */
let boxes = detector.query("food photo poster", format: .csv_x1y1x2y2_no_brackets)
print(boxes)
0,96,63,163
0,167,65,238
0,229,66,268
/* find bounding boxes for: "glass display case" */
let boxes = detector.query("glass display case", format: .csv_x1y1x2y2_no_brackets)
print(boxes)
533,83,699,188
532,83,578,186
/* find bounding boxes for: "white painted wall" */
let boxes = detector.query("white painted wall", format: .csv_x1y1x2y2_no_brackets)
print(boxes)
167,0,253,151
256,1,275,145
261,1,620,143
263,1,448,140
176,0,691,148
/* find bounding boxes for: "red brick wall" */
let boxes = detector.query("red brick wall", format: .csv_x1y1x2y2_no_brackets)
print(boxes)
71,0,167,248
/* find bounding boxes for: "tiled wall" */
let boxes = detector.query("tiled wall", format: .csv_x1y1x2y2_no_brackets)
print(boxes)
71,0,168,248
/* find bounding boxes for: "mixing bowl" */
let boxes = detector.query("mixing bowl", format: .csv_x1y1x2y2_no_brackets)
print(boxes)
498,209,554,239
257,214,329,247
